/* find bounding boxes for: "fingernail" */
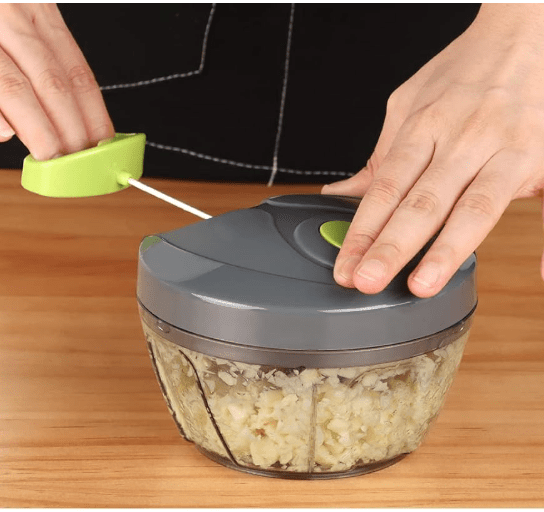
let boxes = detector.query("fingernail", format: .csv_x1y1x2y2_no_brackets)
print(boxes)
412,262,441,288
31,152,63,161
0,127,15,138
356,259,387,282
336,256,360,281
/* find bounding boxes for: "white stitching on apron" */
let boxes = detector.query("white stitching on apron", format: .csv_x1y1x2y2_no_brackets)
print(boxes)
145,141,353,177
99,4,216,90
267,4,295,187
99,4,355,179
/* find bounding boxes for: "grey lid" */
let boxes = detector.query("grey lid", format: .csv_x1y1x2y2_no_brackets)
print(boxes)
137,194,477,365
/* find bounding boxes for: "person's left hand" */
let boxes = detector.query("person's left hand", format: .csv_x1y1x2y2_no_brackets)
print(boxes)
0,4,115,160
322,4,544,297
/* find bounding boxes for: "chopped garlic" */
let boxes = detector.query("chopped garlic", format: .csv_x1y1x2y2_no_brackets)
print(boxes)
218,371,237,386
142,319,469,475
362,372,378,387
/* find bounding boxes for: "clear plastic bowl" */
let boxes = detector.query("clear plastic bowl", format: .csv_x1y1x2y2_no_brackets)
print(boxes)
139,310,471,479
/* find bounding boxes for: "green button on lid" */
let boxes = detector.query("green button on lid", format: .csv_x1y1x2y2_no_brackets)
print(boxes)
319,220,351,248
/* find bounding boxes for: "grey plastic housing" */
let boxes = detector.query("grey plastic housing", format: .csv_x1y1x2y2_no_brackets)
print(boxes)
136,194,477,367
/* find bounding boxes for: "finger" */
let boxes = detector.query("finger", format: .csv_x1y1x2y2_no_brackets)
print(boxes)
407,151,527,298
350,141,499,294
0,110,15,141
34,5,114,144
0,45,62,160
333,120,435,288
0,10,90,155
322,91,407,197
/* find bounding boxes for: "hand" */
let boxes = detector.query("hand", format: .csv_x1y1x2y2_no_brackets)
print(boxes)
322,4,544,297
0,4,114,160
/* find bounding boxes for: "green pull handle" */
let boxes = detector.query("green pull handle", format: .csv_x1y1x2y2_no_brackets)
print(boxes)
21,133,146,197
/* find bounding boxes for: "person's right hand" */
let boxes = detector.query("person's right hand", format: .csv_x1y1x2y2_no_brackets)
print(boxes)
0,4,114,161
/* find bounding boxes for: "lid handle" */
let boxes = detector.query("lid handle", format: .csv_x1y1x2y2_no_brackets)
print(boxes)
21,133,146,197
20,132,211,220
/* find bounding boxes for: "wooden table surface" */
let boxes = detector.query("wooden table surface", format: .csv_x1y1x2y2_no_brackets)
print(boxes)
1,169,544,507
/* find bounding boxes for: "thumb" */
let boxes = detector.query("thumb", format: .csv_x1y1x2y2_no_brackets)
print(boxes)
322,93,406,197
321,155,377,197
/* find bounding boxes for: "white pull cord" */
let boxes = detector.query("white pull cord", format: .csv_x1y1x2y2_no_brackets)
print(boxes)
126,177,212,220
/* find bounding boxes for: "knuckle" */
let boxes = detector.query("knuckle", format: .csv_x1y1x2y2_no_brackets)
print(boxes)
429,241,457,264
386,88,401,113
406,106,440,133
387,143,421,165
39,68,69,94
399,189,440,215
88,121,114,143
66,137,91,154
375,241,402,258
459,108,489,137
366,176,403,206
418,165,448,185
482,86,510,109
68,65,97,92
0,72,29,97
342,231,378,257
456,192,497,218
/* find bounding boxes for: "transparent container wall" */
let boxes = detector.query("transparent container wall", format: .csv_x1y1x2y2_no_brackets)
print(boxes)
141,319,470,479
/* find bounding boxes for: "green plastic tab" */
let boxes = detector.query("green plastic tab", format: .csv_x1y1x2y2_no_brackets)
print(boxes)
21,133,146,197
319,220,351,248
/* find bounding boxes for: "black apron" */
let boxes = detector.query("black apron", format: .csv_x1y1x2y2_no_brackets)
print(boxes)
1,4,480,183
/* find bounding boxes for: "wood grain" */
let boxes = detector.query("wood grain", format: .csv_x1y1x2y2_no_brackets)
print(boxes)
1,170,543,507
